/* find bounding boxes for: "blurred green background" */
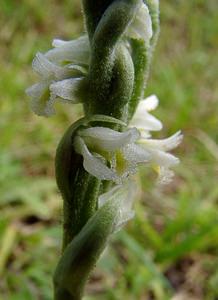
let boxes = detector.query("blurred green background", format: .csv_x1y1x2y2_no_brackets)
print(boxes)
0,1,218,299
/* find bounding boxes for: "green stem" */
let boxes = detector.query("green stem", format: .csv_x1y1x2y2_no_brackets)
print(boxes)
87,45,134,121
62,167,101,249
55,120,101,250
127,39,149,121
82,0,114,39
54,193,122,300
83,0,140,118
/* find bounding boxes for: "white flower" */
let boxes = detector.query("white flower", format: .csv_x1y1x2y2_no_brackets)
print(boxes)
73,94,182,184
26,36,89,116
139,131,183,183
74,126,150,183
130,94,183,183
126,1,153,44
130,94,162,137
45,35,90,65
26,6,154,117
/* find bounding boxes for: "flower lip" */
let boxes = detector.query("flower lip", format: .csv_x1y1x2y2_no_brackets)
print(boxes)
74,136,118,181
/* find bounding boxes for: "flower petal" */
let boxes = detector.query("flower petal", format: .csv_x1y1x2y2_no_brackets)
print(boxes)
74,137,117,181
143,131,183,151
52,39,74,48
123,143,150,163
26,81,55,116
157,167,175,185
79,127,140,151
131,112,163,132
50,78,83,102
130,95,162,132
140,95,159,111
148,149,180,167
26,81,48,99
127,2,152,43
46,35,90,65
32,52,62,78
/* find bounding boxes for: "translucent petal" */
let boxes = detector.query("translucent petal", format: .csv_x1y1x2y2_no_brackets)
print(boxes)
50,78,83,102
127,2,152,43
132,96,159,119
26,81,48,99
123,143,150,163
74,137,117,181
32,52,62,78
140,130,151,139
131,112,163,132
140,95,159,111
26,81,56,116
43,94,56,116
143,131,183,151
157,167,175,185
46,35,90,65
52,39,74,48
148,149,180,167
130,94,162,132
80,127,140,151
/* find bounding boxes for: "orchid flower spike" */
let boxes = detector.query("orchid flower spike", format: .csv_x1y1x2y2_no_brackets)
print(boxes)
26,36,90,116
130,94,183,184
74,126,150,183
26,1,178,299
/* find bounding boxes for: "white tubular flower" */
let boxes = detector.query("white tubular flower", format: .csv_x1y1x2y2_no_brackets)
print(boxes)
139,131,183,182
45,35,90,65
126,0,153,44
130,94,163,137
130,94,183,183
26,36,90,117
74,127,150,183
98,183,136,231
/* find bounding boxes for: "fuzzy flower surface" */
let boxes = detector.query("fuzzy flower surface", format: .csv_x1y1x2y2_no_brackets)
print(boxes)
26,36,89,116
131,95,183,184
74,127,150,183
26,3,154,117
74,95,182,184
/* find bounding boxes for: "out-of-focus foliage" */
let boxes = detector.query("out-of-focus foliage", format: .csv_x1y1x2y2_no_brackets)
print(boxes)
0,1,218,299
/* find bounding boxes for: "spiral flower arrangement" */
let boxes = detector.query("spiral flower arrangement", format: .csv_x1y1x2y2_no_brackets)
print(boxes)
26,1,182,299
